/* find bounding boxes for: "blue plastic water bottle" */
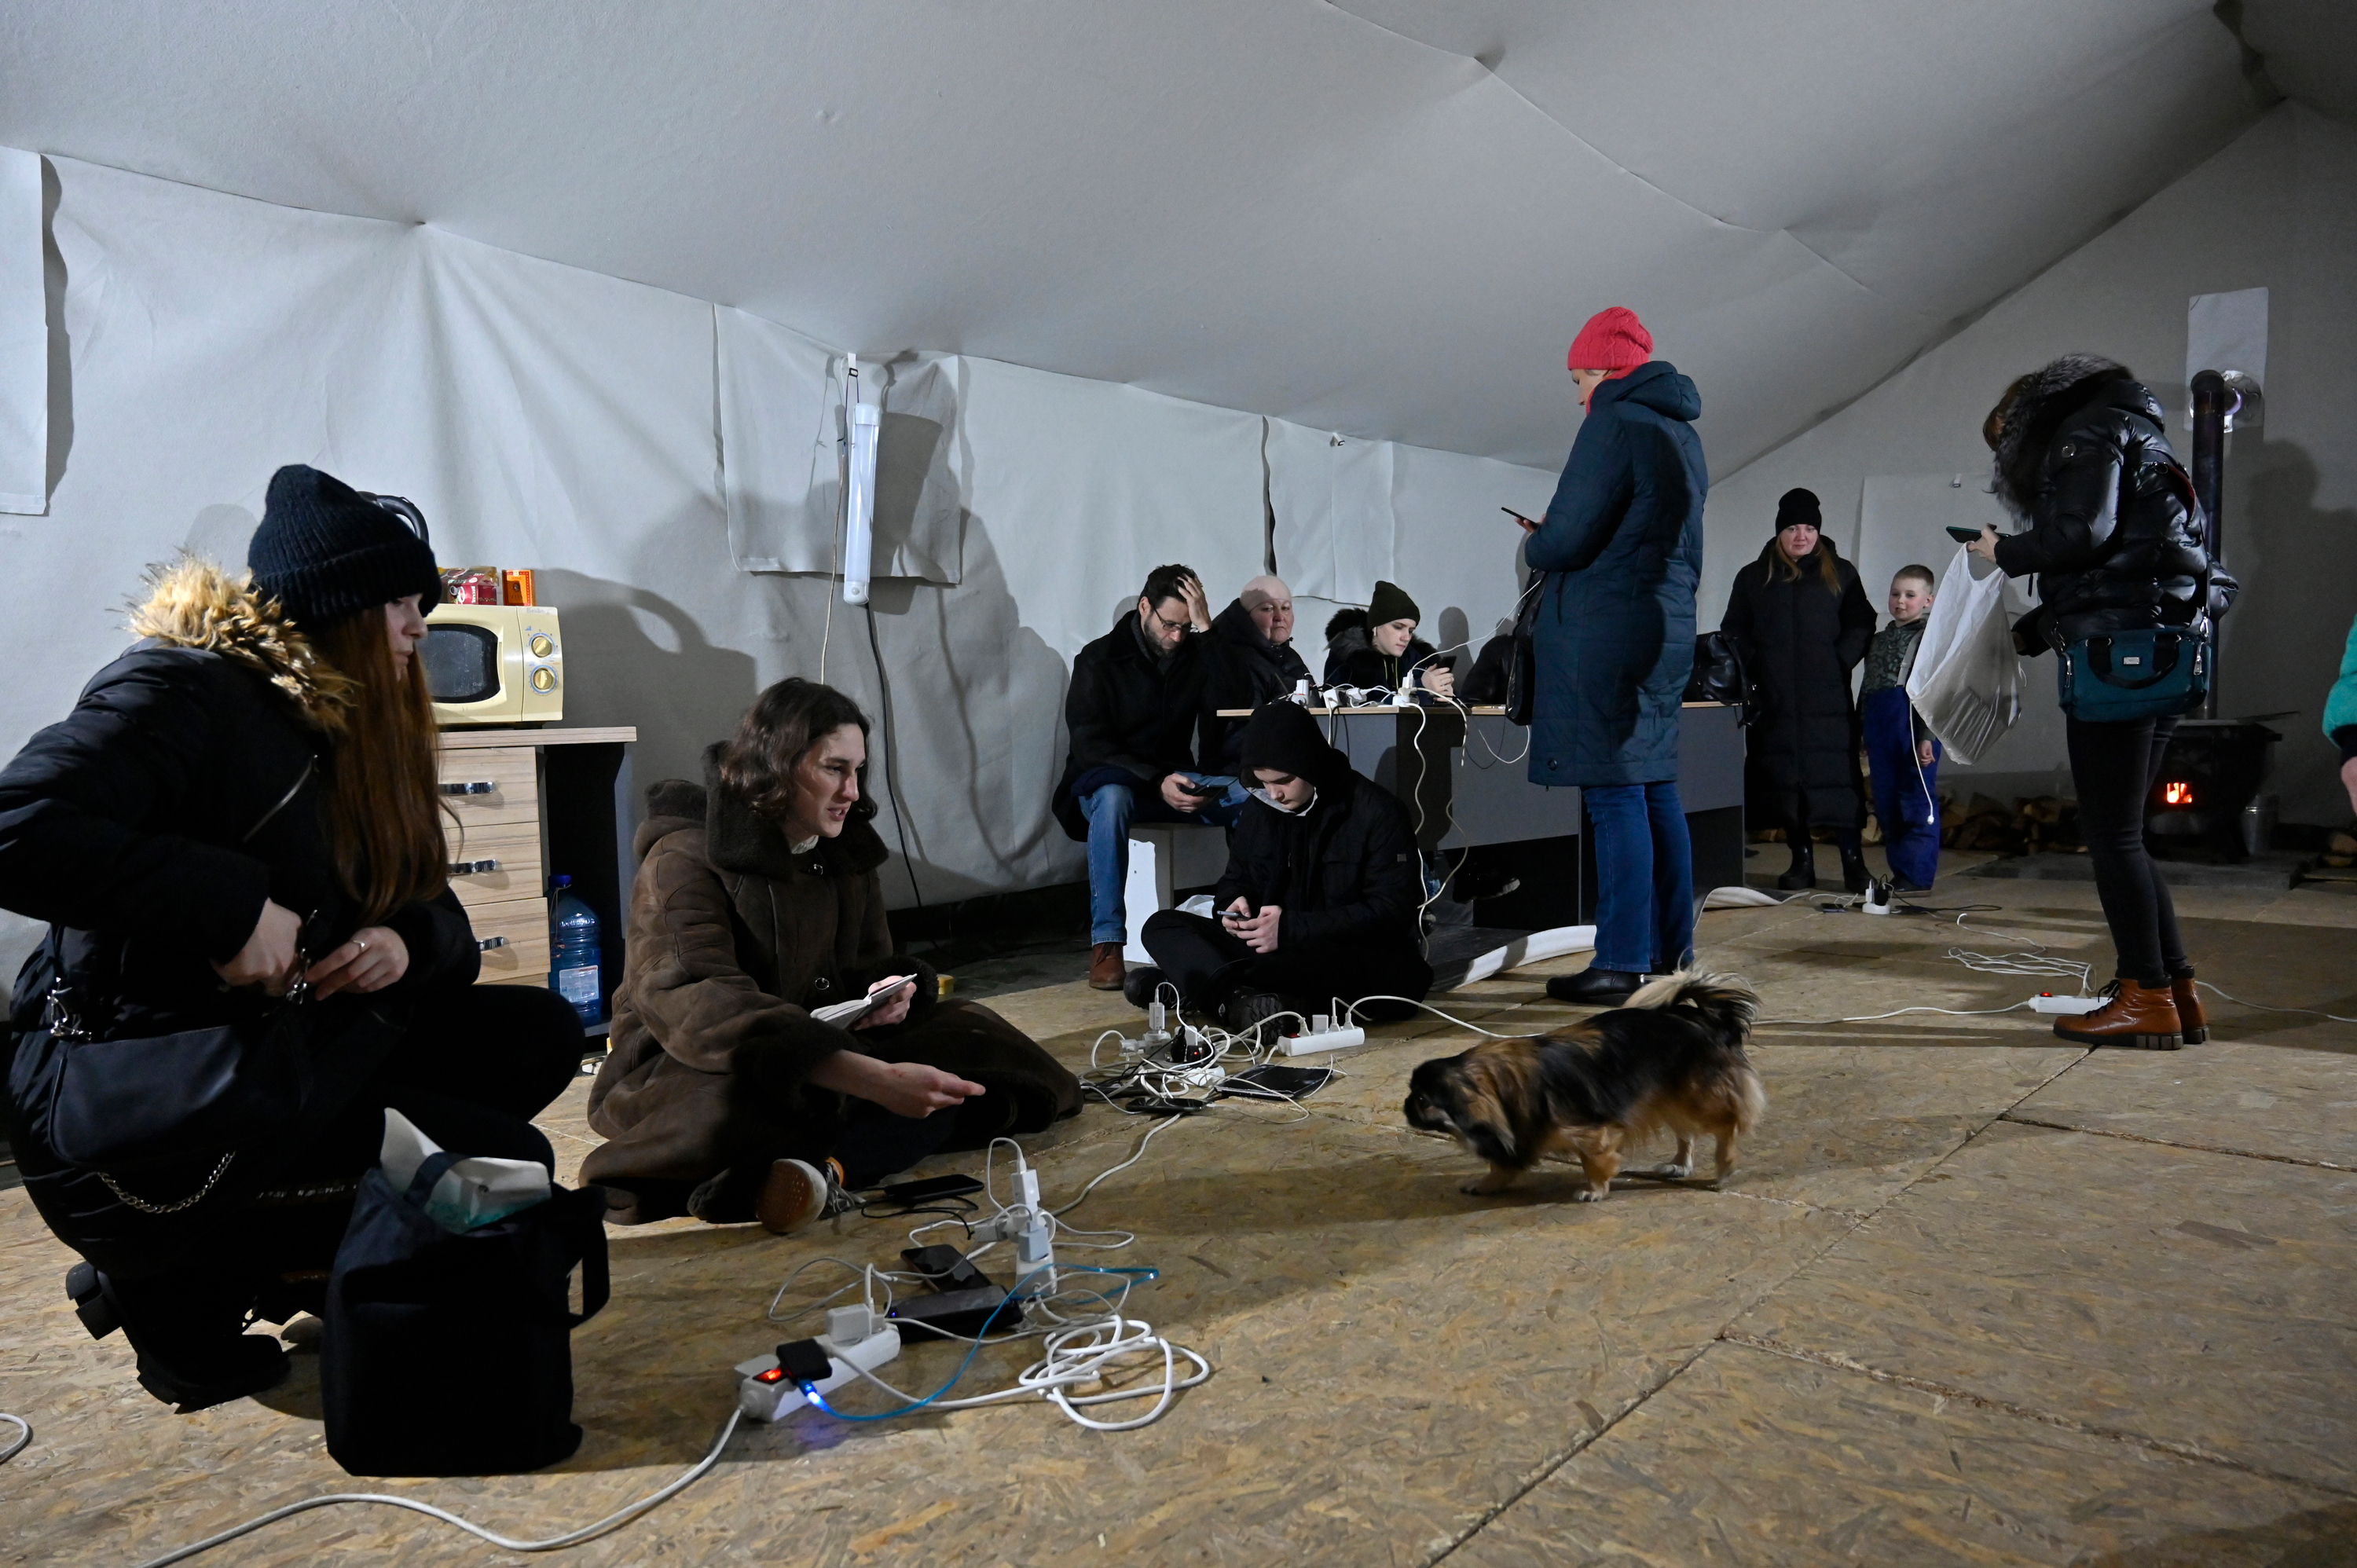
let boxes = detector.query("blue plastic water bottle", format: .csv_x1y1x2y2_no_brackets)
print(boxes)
548,874,603,1026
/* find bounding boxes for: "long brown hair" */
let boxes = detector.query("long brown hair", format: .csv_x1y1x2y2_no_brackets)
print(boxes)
1760,533,1845,593
720,678,874,825
310,609,449,924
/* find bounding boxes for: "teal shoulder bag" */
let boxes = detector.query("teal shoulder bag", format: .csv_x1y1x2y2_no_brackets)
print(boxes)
2057,628,2209,723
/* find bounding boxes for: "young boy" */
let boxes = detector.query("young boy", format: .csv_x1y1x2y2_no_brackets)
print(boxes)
1860,565,1941,891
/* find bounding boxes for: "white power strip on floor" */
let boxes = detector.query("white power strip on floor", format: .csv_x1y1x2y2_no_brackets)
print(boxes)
2029,992,2104,1015
1279,1025,1366,1056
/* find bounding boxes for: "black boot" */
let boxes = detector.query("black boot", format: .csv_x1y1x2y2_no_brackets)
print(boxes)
93,1268,288,1412
1545,967,1645,1005
1123,965,1171,1010
1775,838,1816,891
1838,842,1871,894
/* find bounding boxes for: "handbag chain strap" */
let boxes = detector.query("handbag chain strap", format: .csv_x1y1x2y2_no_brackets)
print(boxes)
99,1151,239,1214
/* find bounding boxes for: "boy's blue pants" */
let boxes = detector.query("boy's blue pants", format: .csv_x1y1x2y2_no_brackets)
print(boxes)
1862,686,1941,888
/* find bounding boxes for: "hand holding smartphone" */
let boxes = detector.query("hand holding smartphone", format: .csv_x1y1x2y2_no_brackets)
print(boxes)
1502,507,1539,533
1945,525,1985,544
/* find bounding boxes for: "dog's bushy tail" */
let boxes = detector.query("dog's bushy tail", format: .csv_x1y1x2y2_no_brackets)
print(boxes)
1624,969,1759,1050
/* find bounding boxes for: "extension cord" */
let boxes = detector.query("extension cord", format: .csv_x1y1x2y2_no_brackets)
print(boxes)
2029,992,2103,1015
1279,1025,1365,1056
735,1320,903,1420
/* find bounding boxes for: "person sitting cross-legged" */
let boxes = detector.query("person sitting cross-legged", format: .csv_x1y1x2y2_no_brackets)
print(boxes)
1130,702,1432,1033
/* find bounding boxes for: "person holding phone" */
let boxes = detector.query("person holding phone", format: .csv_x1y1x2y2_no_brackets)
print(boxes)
1321,581,1455,699
587,679,1080,1232
1051,563,1246,990
1129,701,1431,1030
1523,306,1706,1004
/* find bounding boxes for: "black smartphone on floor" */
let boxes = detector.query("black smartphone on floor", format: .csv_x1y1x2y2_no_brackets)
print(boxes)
878,1173,985,1203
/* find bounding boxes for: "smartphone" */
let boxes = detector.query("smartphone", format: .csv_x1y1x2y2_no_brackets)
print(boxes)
1501,506,1538,531
1219,907,1252,924
878,1173,985,1204
1221,1064,1335,1100
1945,526,1985,543
1177,779,1223,798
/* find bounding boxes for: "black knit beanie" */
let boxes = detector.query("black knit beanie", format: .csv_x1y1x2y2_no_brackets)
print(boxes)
248,464,444,628
1773,488,1821,533
1239,701,1349,792
1366,579,1420,628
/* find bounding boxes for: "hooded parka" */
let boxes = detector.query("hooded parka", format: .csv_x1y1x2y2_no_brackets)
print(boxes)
585,753,1080,1199
0,561,483,1272
1721,539,1876,830
1524,361,1706,788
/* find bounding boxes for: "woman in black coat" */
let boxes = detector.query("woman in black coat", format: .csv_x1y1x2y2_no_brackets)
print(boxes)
1970,354,2226,1050
0,466,582,1411
1721,488,1877,890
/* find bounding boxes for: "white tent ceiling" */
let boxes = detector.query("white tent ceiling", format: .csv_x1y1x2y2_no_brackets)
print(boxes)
0,2,2335,474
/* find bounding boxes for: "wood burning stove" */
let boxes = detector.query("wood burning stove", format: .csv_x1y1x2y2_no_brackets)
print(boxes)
2146,718,2279,859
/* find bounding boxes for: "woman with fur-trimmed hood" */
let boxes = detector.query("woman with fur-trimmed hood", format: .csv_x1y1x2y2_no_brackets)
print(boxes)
1966,354,2230,1050
0,466,583,1413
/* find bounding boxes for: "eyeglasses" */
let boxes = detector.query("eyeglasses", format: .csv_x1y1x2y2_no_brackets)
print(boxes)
1145,605,1190,635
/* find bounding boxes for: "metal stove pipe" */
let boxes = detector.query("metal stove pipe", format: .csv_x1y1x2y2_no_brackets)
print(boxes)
2188,368,2230,720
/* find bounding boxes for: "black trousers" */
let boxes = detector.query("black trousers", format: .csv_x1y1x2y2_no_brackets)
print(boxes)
2067,713,2187,987
1140,909,1431,1017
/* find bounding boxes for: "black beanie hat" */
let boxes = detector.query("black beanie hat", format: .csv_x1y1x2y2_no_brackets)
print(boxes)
1366,579,1420,628
1773,488,1822,533
248,464,444,628
1239,702,1350,792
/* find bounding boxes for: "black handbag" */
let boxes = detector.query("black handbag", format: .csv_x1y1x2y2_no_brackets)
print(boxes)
1502,577,1545,726
12,933,396,1214
1683,630,1756,721
323,1149,610,1477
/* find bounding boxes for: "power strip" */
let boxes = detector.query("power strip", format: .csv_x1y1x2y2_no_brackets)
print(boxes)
2029,992,2103,1015
735,1312,903,1420
1279,1025,1365,1057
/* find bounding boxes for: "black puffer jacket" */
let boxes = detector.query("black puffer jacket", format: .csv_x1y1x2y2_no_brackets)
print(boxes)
1989,359,2223,645
1721,541,1875,827
1321,609,1442,694
0,562,478,1268
1051,610,1208,841
1215,705,1428,975
1200,599,1312,771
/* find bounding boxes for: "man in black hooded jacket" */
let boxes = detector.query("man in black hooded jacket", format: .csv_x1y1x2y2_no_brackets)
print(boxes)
1132,702,1431,1031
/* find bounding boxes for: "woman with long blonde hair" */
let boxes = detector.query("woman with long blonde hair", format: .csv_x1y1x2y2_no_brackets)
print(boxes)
0,465,582,1411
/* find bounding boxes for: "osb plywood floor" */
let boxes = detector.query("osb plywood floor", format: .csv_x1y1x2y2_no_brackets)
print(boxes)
5,873,2355,1566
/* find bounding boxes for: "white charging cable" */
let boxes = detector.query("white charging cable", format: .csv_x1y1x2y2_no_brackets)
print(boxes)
128,1411,744,1568
0,1411,27,1464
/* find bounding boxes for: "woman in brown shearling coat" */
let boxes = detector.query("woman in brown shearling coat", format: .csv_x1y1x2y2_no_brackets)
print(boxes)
585,680,1080,1230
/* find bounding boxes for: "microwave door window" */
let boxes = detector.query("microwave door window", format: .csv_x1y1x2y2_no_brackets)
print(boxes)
423,624,500,704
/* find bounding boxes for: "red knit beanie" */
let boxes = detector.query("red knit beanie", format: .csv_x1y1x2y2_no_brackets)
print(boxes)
1566,306,1652,375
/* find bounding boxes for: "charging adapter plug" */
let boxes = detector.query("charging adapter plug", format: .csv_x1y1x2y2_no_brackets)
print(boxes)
825,1304,876,1346
1147,998,1168,1036
1014,1212,1057,1297
1279,1025,1365,1057
735,1324,903,1420
970,1211,1025,1244
1861,878,1894,916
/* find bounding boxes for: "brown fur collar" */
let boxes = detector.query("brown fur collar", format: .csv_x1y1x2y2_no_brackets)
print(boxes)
632,746,889,881
127,556,356,733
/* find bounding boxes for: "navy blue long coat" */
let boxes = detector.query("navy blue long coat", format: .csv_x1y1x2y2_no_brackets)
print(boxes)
1525,361,1706,789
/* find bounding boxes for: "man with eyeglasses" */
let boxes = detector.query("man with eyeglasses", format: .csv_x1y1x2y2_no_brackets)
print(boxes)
1052,563,1244,989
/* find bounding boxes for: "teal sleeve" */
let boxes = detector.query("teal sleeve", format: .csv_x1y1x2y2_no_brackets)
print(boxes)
2326,610,2357,757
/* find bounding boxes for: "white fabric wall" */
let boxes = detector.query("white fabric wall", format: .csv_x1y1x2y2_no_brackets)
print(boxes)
0,152,1309,981
1701,104,2357,824
1266,420,1392,606
0,146,41,514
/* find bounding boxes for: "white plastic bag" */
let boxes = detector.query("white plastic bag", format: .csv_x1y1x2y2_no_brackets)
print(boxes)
1904,544,2022,765
379,1108,552,1232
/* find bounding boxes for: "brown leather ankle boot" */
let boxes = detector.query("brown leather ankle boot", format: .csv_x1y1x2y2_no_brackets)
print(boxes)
2055,978,2183,1050
2171,969,2207,1044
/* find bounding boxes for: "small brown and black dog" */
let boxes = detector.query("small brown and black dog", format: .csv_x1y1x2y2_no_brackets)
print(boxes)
1402,971,1765,1200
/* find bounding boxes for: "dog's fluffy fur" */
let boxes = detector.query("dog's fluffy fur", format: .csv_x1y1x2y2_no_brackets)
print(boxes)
1402,971,1765,1200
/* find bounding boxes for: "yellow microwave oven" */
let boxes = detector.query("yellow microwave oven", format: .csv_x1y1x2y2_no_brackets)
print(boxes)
424,603,563,726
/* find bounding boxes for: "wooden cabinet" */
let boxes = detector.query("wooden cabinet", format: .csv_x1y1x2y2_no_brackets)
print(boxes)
437,727,636,1033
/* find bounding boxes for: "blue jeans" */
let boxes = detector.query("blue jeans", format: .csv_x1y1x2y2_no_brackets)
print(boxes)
1080,771,1244,945
1862,687,1941,888
1586,781,1694,975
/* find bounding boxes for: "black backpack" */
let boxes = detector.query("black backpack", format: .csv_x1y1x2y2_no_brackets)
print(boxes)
322,1151,610,1476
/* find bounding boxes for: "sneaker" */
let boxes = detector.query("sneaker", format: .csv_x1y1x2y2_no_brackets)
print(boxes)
1124,965,1171,1010
757,1157,859,1235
